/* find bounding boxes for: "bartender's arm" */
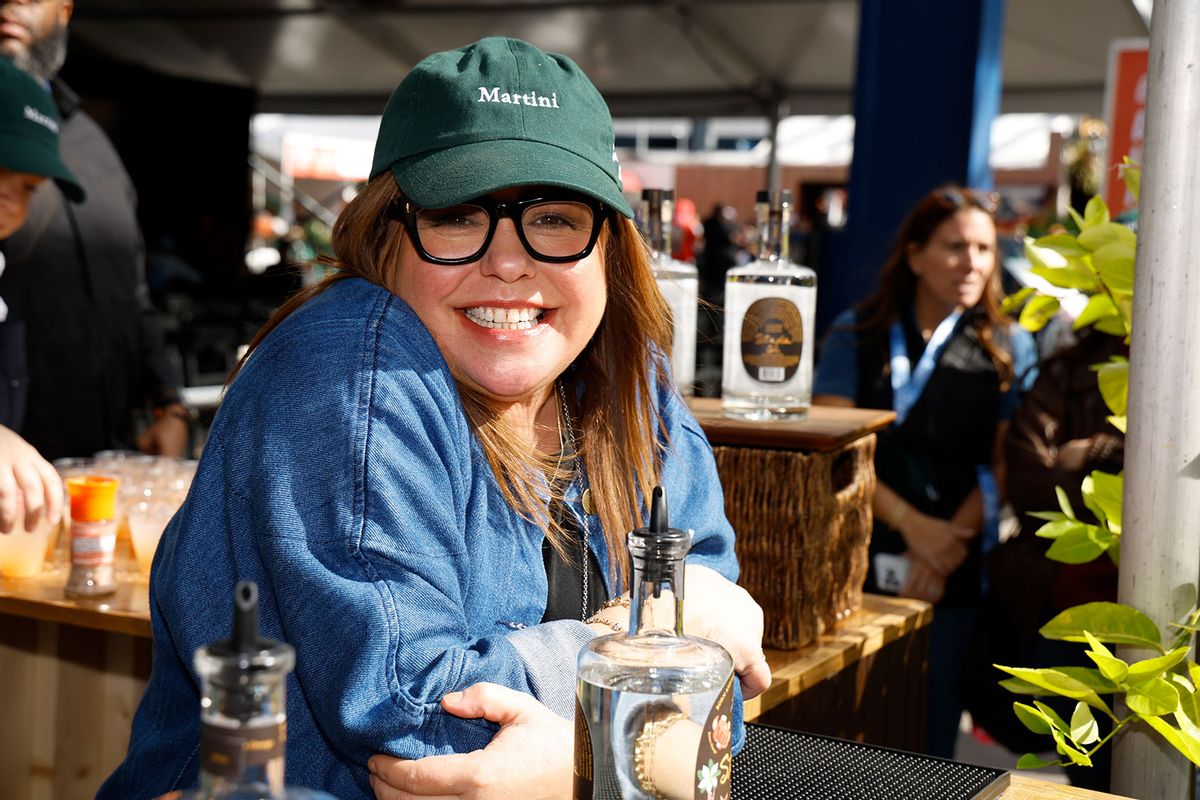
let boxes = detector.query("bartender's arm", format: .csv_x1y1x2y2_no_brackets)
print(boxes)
0,425,62,533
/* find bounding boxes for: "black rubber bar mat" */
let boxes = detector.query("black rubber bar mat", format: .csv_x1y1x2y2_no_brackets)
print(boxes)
732,723,1010,800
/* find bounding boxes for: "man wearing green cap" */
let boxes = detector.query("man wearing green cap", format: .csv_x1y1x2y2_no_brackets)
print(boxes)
0,57,82,535
0,0,190,473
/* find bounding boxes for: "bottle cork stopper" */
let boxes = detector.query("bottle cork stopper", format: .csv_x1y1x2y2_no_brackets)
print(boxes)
66,475,120,522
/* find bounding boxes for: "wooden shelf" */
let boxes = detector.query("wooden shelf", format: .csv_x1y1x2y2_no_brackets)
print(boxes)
0,560,150,638
743,593,933,722
686,397,894,452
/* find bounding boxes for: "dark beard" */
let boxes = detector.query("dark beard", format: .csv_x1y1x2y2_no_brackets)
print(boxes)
11,22,67,82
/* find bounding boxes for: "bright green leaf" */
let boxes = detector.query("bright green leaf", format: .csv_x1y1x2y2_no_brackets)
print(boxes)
1045,525,1113,564
1030,263,1100,291
1171,675,1200,725
1120,158,1141,201
1189,662,1200,689
1082,471,1123,533
1093,242,1137,293
1067,207,1087,232
1083,630,1129,683
994,666,1110,712
1127,676,1181,717
1035,234,1090,258
1095,314,1131,337
1000,286,1036,316
1019,295,1061,333
1056,666,1120,695
1040,602,1162,650
1074,294,1120,331
1051,728,1093,766
1017,752,1061,770
1107,415,1128,434
1036,518,1084,540
1127,646,1191,683
1056,486,1077,519
1144,716,1200,767
1014,702,1054,735
1030,511,1069,522
1084,196,1111,229
1094,358,1129,418
1070,702,1101,745
1033,700,1071,733
1026,236,1071,269
1000,676,1042,695
1078,222,1136,252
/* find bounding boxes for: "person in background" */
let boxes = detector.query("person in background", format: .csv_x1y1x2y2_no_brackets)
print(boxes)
0,0,189,468
671,196,701,263
0,56,83,534
102,37,768,800
812,185,1036,758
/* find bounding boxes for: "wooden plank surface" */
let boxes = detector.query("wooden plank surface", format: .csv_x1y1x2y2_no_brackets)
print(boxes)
1004,775,1132,799
687,397,895,452
743,594,933,721
0,556,151,639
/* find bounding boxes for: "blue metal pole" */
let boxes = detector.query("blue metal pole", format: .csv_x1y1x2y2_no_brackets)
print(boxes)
817,0,1006,335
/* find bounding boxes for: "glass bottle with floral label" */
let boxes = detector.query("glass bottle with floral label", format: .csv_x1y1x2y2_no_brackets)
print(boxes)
178,581,337,799
643,189,699,395
575,487,734,800
721,189,817,419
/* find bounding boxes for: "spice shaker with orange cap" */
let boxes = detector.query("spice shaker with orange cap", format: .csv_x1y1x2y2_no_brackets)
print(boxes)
64,476,120,598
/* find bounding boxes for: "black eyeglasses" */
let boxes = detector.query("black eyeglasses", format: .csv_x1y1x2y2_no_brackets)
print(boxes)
390,193,609,265
934,187,1000,214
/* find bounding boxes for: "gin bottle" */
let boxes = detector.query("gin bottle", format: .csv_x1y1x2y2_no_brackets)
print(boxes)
721,189,816,419
643,189,699,395
179,582,337,799
575,488,734,800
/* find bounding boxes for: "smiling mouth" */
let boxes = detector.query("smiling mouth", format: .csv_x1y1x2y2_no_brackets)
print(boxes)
464,306,547,331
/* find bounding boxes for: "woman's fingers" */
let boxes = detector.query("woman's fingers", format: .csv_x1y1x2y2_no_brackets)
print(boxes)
0,468,18,534
369,753,475,798
34,458,63,527
440,682,541,727
14,461,45,531
738,653,772,699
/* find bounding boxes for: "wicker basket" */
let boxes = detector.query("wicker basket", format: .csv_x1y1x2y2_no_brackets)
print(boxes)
712,434,876,650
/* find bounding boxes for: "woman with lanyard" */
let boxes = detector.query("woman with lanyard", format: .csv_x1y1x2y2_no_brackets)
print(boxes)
812,185,1036,759
102,37,768,800
0,58,83,536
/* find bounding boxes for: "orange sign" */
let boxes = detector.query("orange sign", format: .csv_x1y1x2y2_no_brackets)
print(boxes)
1102,39,1149,217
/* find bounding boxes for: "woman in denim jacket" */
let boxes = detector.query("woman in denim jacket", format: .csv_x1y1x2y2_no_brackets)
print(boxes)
102,37,768,800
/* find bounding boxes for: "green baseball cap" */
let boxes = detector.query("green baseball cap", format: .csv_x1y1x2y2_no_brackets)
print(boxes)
0,59,84,202
370,37,632,218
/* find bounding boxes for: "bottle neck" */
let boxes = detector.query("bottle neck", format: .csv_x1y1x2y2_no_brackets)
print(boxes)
628,556,686,637
641,196,674,258
197,654,291,796
754,200,790,263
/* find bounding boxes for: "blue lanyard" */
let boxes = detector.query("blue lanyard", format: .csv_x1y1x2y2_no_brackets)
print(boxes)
888,311,962,426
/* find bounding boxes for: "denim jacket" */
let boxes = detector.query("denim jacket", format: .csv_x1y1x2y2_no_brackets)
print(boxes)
100,278,742,800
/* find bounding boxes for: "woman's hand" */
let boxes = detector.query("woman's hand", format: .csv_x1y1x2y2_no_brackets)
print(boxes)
367,683,572,800
0,425,62,534
899,555,946,604
896,510,973,577
675,564,771,700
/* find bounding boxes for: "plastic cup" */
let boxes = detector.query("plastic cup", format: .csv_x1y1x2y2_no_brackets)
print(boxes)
127,501,175,575
0,498,55,579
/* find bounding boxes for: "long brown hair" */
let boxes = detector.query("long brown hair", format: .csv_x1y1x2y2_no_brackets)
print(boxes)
855,185,1014,389
230,175,671,584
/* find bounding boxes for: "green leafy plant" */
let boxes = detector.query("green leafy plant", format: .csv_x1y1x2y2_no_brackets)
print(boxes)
995,159,1200,770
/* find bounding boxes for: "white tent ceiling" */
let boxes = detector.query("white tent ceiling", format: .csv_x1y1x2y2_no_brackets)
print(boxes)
73,0,1149,117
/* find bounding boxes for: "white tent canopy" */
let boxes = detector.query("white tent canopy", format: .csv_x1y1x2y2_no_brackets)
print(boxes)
74,0,1149,117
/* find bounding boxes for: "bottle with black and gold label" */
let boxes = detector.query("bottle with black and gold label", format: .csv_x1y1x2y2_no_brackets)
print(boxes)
721,189,816,419
574,487,735,800
179,582,336,799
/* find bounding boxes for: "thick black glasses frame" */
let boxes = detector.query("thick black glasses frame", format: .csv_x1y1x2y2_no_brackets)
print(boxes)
390,194,609,266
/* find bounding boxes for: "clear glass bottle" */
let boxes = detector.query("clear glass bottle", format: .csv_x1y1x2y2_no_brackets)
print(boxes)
643,189,699,396
64,475,120,598
575,488,735,800
721,189,817,420
179,582,337,800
